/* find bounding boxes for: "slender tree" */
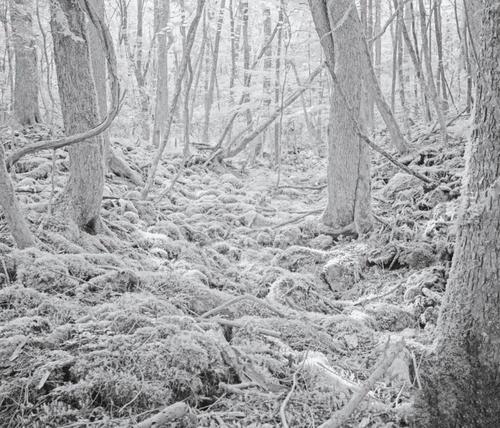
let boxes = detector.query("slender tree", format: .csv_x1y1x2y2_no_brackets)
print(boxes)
202,0,225,143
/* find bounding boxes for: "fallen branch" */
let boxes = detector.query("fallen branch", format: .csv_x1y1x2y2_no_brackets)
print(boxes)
279,370,299,428
223,63,325,159
136,402,190,428
318,340,405,428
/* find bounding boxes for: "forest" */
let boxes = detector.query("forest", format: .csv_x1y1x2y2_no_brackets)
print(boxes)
0,0,499,426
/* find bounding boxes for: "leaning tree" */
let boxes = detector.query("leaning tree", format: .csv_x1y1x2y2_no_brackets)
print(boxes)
417,1,500,425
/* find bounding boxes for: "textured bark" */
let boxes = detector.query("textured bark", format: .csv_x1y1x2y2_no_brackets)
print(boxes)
50,0,104,233
10,0,41,126
0,145,35,248
310,0,372,233
417,2,500,425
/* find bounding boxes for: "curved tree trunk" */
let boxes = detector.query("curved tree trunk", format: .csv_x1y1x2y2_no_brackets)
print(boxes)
417,2,500,425
50,0,104,233
10,0,41,126
0,145,35,248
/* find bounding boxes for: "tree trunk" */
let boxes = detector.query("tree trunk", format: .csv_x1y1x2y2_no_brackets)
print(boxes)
355,7,409,154
142,0,205,199
417,0,447,143
50,0,104,233
273,1,284,165
87,0,108,148
151,0,170,148
241,0,252,127
0,144,35,248
309,0,372,234
417,2,500,425
202,0,225,143
10,0,41,126
433,0,448,113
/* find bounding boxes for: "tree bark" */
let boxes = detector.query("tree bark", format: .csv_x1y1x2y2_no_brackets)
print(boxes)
10,0,41,126
50,0,104,233
310,0,372,233
0,144,35,248
417,2,500,425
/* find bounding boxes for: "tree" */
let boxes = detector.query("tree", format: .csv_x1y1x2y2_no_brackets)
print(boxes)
151,0,170,148
202,0,225,143
50,0,104,233
0,144,35,248
309,0,372,234
10,0,41,126
417,1,500,425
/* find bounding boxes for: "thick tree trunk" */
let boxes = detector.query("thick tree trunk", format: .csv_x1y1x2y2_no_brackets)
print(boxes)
417,2,500,425
50,0,104,233
10,0,41,126
310,0,372,233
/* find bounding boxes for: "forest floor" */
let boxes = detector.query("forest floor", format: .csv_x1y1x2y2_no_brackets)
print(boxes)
0,120,468,427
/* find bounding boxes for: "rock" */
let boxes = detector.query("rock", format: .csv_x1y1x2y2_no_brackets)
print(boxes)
403,267,446,302
309,234,334,250
383,173,423,198
123,211,139,224
273,226,301,249
320,254,362,294
365,303,416,331
220,173,242,188
399,242,435,269
256,231,274,246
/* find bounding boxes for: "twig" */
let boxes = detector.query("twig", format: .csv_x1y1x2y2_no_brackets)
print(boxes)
318,340,405,428
200,294,286,319
278,184,327,191
214,318,282,338
279,370,299,428
353,282,402,306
